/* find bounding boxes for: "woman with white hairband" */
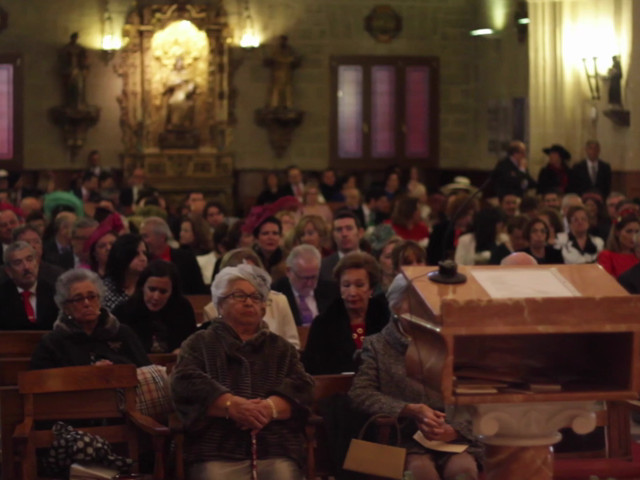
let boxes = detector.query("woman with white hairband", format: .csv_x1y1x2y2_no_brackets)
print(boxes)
171,263,313,480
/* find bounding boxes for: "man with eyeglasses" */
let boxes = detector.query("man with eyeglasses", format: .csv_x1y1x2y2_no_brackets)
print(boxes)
273,244,338,326
0,241,58,330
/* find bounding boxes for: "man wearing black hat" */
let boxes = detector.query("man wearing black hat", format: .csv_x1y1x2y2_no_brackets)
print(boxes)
537,144,571,195
568,140,612,198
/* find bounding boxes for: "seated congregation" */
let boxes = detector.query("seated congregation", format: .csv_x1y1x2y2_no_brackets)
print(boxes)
1,141,640,479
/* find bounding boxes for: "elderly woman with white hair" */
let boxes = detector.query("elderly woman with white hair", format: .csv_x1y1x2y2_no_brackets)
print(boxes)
170,264,313,480
201,248,300,348
30,268,150,370
348,274,481,480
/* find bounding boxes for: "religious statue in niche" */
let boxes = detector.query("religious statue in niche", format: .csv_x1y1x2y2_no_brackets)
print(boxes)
602,55,630,127
60,33,89,109
50,32,100,159
265,35,301,110
152,20,208,150
164,55,197,130
255,35,305,158
607,55,622,108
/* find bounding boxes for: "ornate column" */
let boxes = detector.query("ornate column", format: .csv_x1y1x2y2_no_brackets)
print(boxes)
472,402,597,480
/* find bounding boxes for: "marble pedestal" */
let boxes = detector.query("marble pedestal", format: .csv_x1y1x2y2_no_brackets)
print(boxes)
472,402,597,480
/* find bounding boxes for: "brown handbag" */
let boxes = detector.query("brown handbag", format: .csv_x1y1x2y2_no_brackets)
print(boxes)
343,414,407,480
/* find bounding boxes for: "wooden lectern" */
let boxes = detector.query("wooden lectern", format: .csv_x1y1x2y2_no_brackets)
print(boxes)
401,264,640,480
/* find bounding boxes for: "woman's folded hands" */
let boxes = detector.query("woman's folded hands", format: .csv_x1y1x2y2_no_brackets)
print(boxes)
402,403,458,443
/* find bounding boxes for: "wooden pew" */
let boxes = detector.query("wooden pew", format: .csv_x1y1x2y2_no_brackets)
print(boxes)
0,358,31,386
12,365,169,479
0,387,22,480
148,353,178,367
297,326,310,352
306,374,355,480
0,355,30,480
185,294,211,327
0,331,47,358
0,353,175,479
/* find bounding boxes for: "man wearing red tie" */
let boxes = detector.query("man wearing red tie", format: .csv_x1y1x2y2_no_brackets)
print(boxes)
0,241,58,330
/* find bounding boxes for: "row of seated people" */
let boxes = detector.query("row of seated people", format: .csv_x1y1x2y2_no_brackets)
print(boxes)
2,203,638,477
450,202,640,274
2,164,638,296
1,249,481,479
3,203,639,343
5,176,640,276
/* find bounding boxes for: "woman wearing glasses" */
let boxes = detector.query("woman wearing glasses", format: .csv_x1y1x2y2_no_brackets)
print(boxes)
171,264,313,480
201,248,300,349
30,268,150,370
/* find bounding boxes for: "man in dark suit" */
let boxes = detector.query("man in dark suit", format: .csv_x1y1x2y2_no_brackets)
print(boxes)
568,140,612,198
119,167,156,213
0,208,21,265
140,216,208,295
320,210,364,282
492,140,536,198
42,211,77,271
272,244,338,326
72,170,101,203
278,165,305,201
1,241,59,330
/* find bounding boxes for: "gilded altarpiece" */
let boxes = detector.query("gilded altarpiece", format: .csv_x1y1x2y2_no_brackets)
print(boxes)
116,3,234,204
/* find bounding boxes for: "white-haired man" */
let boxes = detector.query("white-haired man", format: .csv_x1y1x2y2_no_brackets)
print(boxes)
272,245,338,326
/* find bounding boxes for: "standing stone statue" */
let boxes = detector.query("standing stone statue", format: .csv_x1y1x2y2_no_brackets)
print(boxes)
264,35,301,110
607,55,622,107
60,32,89,110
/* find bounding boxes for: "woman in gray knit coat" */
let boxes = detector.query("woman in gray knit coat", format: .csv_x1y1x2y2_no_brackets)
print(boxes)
349,274,481,480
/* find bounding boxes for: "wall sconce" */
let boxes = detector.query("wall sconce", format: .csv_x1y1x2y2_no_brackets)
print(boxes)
470,28,495,37
239,0,260,49
101,0,121,63
582,57,600,101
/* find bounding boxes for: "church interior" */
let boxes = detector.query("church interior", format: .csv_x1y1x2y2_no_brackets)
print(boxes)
0,0,638,208
3,0,640,479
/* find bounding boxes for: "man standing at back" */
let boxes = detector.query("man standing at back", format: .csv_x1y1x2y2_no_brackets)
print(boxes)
0,208,21,264
140,216,207,294
319,210,363,282
493,140,536,198
42,211,77,270
0,241,58,330
279,165,305,202
569,140,612,198
273,244,338,325
70,217,99,268
119,167,152,214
